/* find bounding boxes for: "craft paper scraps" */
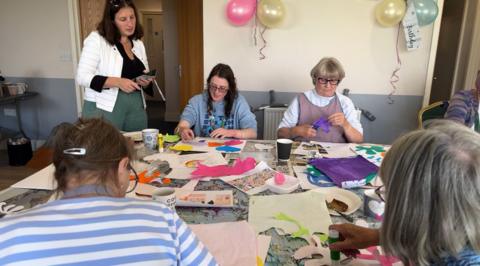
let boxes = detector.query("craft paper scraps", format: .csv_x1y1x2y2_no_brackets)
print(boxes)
352,144,390,167
309,156,378,188
354,246,401,266
163,134,180,143
248,191,332,240
190,157,256,178
189,221,258,266
224,139,243,146
207,141,224,147
312,117,330,133
254,143,274,150
169,144,193,151
216,146,241,152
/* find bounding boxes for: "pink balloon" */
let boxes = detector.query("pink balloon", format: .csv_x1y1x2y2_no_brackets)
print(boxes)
226,0,257,26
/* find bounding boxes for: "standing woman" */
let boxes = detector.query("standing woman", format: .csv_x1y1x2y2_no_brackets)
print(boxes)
176,63,257,140
76,0,154,132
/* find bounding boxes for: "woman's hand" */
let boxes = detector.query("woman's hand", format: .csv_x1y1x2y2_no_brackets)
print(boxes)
293,124,317,138
136,77,153,87
117,78,140,93
328,112,348,128
210,128,236,139
328,224,380,251
179,128,195,141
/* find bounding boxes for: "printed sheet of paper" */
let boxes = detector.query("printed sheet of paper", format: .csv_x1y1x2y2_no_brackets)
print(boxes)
11,164,57,190
350,144,390,167
293,142,329,156
171,137,246,153
257,235,272,265
311,141,357,158
248,191,332,238
189,221,258,266
221,161,272,195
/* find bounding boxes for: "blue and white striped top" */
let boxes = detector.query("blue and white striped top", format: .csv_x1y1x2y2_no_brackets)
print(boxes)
0,196,217,266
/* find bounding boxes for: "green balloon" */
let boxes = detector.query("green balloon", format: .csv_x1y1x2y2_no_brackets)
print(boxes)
414,0,439,26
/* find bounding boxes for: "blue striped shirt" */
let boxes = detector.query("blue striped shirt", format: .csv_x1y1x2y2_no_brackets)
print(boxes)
0,197,217,266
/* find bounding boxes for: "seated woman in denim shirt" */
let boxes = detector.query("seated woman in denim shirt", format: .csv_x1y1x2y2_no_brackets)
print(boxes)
176,63,257,141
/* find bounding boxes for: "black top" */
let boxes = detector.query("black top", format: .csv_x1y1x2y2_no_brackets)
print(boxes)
89,40,153,96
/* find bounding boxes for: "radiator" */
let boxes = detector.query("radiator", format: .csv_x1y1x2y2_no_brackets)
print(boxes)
263,107,287,140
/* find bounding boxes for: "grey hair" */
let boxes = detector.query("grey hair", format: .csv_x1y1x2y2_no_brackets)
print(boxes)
379,120,480,265
310,57,345,85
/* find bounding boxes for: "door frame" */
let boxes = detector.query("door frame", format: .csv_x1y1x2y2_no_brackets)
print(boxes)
67,0,82,117
423,0,480,107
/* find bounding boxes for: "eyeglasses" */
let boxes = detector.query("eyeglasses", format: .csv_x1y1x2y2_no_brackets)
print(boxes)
209,84,228,93
126,163,139,194
374,185,386,202
317,77,340,86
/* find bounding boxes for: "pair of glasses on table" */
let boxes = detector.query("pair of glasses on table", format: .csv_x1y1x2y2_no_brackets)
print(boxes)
375,185,386,202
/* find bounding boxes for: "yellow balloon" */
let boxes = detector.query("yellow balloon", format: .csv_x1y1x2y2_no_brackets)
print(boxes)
257,0,286,28
375,0,406,27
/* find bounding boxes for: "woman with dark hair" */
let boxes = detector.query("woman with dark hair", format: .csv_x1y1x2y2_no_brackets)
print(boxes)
0,118,217,265
76,0,154,132
176,63,257,140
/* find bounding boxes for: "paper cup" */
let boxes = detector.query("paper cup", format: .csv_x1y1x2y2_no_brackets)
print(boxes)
142,128,159,150
364,189,385,221
276,138,293,161
152,187,176,209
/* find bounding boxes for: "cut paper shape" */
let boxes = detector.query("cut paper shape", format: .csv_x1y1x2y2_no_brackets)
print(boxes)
248,191,332,240
274,212,309,238
355,246,401,266
224,139,243,146
189,221,258,266
163,134,180,143
216,146,241,152
169,144,193,151
352,144,390,167
309,156,378,188
293,235,330,265
190,157,256,178
256,235,271,266
129,169,161,184
294,166,334,190
312,117,330,133
207,141,224,147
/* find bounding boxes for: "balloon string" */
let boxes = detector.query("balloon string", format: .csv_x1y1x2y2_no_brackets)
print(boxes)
259,26,267,60
253,12,258,47
388,24,402,104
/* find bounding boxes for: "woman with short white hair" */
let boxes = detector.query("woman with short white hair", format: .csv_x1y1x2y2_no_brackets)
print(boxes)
330,120,480,265
277,57,363,143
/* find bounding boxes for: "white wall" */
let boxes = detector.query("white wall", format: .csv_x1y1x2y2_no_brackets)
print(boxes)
204,0,435,96
0,0,74,79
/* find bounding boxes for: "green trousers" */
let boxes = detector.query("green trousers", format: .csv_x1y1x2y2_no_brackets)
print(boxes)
82,90,147,132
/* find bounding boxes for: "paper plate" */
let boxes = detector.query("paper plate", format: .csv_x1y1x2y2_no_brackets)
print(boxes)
312,187,362,215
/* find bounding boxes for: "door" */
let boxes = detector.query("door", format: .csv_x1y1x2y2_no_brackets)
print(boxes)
177,0,204,110
429,0,466,103
78,0,106,44
142,12,165,101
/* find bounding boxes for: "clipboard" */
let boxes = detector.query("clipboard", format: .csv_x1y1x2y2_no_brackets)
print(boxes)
135,69,166,101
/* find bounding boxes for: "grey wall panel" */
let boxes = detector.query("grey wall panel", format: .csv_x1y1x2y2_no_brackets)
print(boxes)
241,91,422,144
0,77,78,140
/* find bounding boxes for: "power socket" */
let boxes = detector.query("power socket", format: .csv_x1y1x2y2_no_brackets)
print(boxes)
4,108,16,117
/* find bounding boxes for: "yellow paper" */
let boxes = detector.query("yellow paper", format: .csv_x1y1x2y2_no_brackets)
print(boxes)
169,144,193,151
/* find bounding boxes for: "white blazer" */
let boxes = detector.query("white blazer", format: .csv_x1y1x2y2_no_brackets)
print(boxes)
76,31,150,112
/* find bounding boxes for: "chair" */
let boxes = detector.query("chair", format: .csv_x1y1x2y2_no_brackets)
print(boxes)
418,101,449,128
